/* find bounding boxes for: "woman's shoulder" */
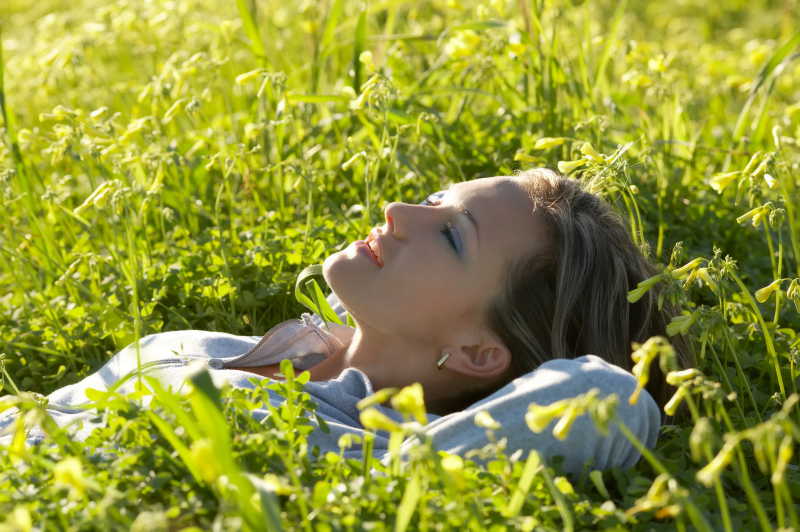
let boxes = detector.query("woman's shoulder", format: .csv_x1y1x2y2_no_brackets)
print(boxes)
413,355,661,475
120,330,262,360
483,354,650,410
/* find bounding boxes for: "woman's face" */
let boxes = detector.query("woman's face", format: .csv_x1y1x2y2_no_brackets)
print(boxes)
322,176,547,346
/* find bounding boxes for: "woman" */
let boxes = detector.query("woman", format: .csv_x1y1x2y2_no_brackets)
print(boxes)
0,169,681,475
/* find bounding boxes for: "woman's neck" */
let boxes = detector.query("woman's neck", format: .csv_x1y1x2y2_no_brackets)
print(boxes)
340,327,469,408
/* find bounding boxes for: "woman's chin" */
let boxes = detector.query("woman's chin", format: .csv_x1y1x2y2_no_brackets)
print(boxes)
322,251,354,296
323,243,372,279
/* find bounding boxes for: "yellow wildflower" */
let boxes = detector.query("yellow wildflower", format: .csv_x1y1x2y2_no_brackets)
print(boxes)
557,159,587,174
534,137,567,150
444,31,481,60
709,171,739,193
755,279,783,303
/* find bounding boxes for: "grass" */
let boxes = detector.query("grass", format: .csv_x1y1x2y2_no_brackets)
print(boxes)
1,0,800,529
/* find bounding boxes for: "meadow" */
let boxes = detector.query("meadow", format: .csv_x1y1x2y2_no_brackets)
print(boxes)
1,0,799,529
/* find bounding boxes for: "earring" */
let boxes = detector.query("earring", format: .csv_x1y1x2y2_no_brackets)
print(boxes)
436,351,450,370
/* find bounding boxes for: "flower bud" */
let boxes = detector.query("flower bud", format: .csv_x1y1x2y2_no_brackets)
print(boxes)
525,400,568,433
709,171,740,193
629,336,674,404
162,98,187,123
53,457,88,498
755,279,783,303
474,410,501,431
359,50,374,67
590,394,618,435
6,507,32,532
742,151,764,175
695,268,717,291
689,417,713,463
391,383,427,424
190,439,221,484
359,408,401,432
663,386,687,416
787,279,800,312
338,433,361,450
444,30,481,59
552,404,580,440
579,142,604,162
235,69,264,85
554,476,575,495
341,151,366,170
666,368,702,386
671,258,704,279
749,159,769,179
357,387,398,410
557,159,587,174
771,436,793,485
736,203,772,227
534,137,567,150
440,452,464,473
696,439,737,487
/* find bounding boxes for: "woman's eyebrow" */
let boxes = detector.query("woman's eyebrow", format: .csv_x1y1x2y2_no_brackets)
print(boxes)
447,184,480,250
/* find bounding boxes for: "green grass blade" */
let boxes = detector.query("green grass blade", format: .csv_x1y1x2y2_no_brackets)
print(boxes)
732,31,800,142
352,8,367,92
146,409,206,484
505,450,542,517
236,0,266,60
144,375,204,442
188,369,232,457
394,470,422,532
592,0,626,96
0,27,22,171
320,0,345,58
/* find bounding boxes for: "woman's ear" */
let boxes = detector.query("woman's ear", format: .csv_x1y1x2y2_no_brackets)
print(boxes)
443,339,511,380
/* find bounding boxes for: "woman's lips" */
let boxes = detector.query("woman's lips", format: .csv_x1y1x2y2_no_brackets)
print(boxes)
355,240,382,267
366,227,384,264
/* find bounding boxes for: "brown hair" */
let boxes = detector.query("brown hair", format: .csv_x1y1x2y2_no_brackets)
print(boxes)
481,168,691,411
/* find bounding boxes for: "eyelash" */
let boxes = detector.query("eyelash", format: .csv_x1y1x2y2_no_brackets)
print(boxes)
421,194,460,254
441,222,459,252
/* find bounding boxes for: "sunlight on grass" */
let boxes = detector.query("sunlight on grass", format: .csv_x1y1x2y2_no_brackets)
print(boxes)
1,0,800,529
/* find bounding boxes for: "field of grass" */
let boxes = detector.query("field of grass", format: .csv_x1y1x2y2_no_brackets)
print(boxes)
1,0,799,529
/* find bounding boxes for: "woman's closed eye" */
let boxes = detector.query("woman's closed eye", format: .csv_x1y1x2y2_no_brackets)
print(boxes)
421,193,461,255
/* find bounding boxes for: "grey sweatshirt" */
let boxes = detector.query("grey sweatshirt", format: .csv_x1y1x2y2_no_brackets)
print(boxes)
0,318,660,475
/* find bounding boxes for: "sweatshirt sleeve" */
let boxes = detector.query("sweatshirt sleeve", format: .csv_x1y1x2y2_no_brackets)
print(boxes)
399,355,660,475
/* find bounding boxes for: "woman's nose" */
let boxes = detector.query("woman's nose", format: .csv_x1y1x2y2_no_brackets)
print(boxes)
384,201,424,240
384,202,403,239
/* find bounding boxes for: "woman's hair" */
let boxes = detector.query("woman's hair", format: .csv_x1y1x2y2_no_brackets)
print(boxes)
473,168,690,412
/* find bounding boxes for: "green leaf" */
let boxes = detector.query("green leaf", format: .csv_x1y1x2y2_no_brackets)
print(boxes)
294,264,344,325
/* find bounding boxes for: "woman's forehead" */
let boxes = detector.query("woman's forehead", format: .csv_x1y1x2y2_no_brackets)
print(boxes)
452,178,540,238
449,176,529,203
